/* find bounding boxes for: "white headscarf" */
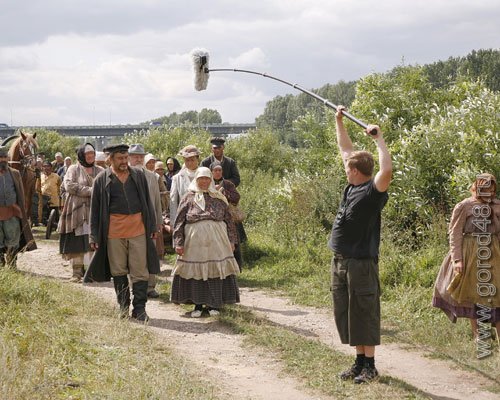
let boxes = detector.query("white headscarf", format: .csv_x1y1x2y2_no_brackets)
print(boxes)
188,167,228,210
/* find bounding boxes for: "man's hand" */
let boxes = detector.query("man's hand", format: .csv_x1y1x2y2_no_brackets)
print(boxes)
336,105,347,120
90,242,98,251
366,124,382,139
175,246,184,256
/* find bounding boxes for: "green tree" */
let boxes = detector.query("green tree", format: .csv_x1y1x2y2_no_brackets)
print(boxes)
198,108,222,124
32,130,82,161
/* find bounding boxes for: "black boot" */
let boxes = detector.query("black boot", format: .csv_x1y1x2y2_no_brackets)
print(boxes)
131,281,149,322
113,275,130,318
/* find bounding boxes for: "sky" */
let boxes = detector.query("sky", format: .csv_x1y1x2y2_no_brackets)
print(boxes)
0,0,499,126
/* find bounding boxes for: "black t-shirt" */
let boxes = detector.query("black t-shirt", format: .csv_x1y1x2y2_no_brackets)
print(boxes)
328,179,388,258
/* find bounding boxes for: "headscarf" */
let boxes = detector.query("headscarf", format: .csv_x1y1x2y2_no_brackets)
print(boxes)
471,173,497,203
188,167,228,211
77,143,96,168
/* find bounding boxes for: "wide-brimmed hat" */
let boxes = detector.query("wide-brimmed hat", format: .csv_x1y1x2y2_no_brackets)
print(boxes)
178,145,202,158
128,144,147,155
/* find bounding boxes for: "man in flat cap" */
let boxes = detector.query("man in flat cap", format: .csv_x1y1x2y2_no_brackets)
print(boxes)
128,144,163,299
0,146,36,267
85,144,160,322
201,137,240,187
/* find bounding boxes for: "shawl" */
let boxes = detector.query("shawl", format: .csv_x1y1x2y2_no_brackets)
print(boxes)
188,167,228,211
57,163,104,235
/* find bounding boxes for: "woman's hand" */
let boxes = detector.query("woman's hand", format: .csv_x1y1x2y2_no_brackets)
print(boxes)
175,246,184,256
453,260,463,274
90,242,98,251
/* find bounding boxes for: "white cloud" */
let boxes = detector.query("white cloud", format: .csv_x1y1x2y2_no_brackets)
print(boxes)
0,0,499,125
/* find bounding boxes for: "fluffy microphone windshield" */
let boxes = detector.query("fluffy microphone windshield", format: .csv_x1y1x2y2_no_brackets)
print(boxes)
191,48,210,91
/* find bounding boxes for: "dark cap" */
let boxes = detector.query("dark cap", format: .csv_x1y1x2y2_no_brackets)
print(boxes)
0,146,8,157
210,137,225,147
43,160,52,167
103,144,129,154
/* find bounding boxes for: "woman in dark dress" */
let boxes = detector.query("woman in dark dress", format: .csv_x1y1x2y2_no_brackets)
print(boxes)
58,143,104,282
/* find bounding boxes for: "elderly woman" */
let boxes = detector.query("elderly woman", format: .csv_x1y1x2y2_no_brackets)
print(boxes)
433,173,500,338
170,146,201,226
171,167,240,317
58,143,104,282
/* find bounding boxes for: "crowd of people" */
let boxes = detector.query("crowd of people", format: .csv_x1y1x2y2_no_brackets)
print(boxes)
27,137,244,322
0,124,497,386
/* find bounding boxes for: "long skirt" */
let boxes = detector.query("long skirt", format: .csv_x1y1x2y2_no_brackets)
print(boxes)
432,235,500,323
170,220,240,308
59,232,90,256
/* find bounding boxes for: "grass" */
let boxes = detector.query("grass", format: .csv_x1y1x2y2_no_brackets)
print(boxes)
218,305,430,399
0,267,220,400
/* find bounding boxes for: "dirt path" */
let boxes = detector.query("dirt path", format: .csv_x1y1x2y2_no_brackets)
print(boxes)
240,288,500,400
17,242,333,400
18,240,500,400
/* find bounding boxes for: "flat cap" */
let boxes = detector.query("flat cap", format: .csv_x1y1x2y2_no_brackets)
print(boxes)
103,144,129,154
210,137,225,147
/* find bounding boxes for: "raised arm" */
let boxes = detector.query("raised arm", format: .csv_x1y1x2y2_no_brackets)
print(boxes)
335,106,355,167
369,125,392,193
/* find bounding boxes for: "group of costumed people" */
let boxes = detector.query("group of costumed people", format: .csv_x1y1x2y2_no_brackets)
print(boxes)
49,139,499,345
54,139,241,321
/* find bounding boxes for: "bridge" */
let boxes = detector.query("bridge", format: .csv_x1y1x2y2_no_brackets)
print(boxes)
0,123,256,139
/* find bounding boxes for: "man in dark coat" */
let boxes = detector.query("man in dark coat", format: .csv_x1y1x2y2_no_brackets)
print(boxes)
201,137,240,187
84,144,160,322
0,146,36,266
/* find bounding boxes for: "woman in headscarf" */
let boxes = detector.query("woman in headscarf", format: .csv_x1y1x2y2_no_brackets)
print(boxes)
171,167,240,317
58,143,105,282
433,173,500,338
169,146,201,226
165,157,181,191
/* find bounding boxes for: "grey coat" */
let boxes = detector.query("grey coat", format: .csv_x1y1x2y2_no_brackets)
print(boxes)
84,167,160,282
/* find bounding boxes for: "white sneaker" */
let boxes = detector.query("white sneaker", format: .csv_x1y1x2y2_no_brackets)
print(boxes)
191,310,202,318
208,309,220,317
